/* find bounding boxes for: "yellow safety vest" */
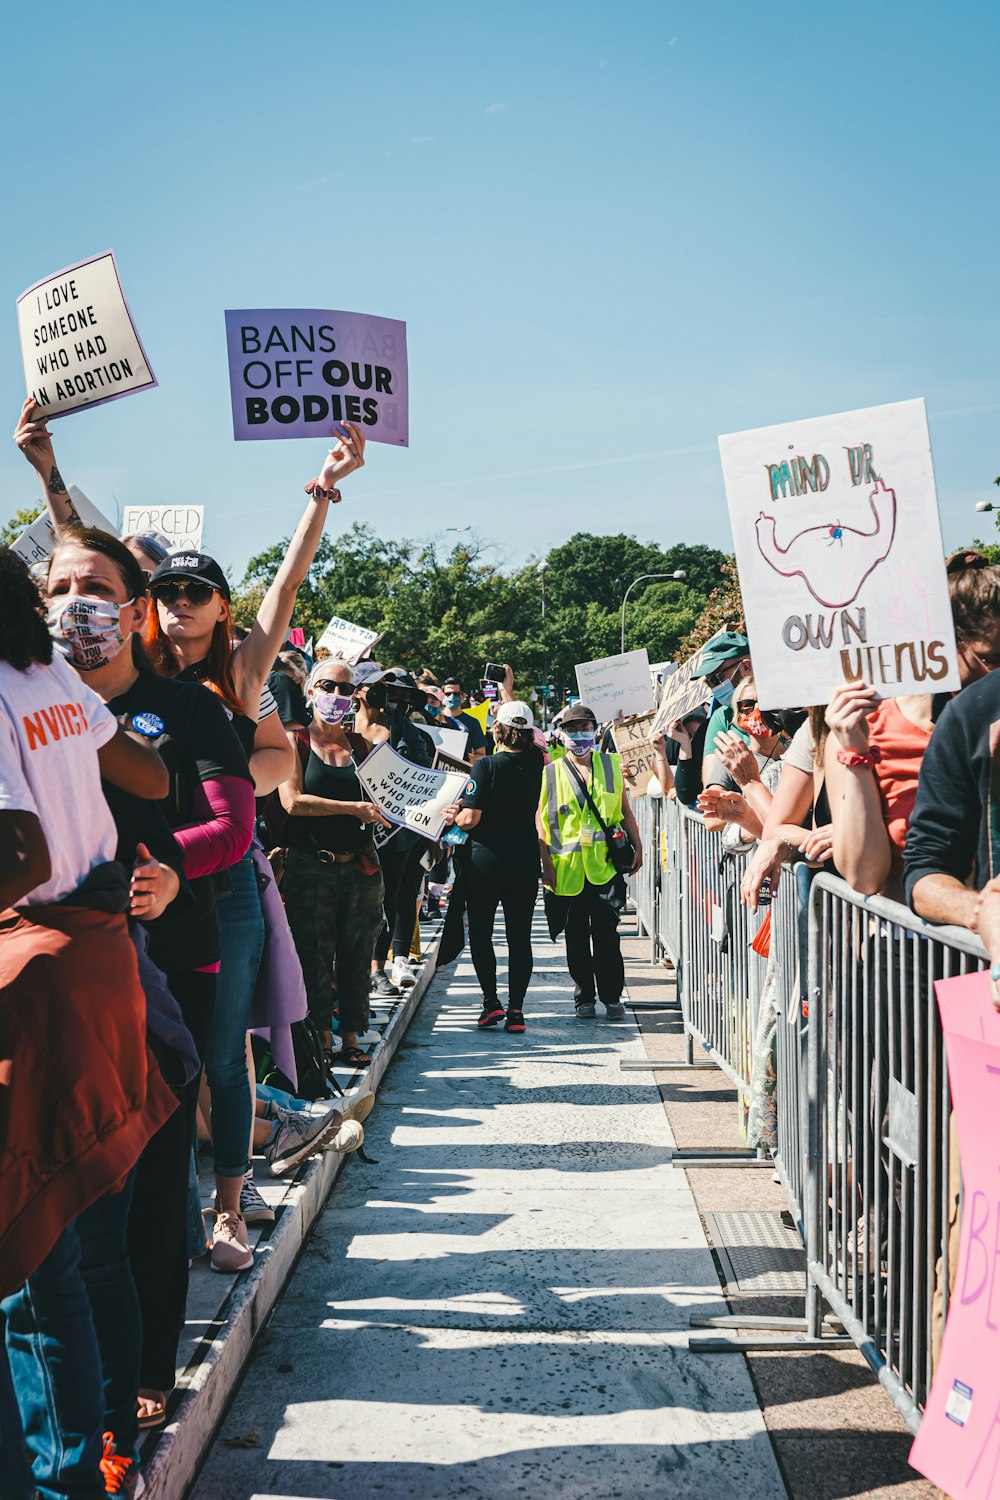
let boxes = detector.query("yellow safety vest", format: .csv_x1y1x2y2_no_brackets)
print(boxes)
538,752,625,896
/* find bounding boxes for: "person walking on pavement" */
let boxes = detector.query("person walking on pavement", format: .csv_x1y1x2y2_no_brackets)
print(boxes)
537,702,642,1018
441,701,545,1033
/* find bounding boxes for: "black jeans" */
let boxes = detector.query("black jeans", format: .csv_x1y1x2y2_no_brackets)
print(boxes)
564,877,625,1008
465,852,538,1010
128,968,215,1393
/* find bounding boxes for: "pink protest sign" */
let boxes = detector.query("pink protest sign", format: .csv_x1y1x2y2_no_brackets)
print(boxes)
910,970,1000,1495
224,309,407,445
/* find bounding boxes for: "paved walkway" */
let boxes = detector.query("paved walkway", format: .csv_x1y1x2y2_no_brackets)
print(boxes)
194,908,785,1499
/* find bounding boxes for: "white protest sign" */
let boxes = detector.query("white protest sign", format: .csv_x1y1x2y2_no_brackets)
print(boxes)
612,712,657,798
18,252,156,420
9,487,116,568
421,724,470,762
719,398,960,709
651,647,712,739
316,614,383,666
575,648,654,723
356,741,468,842
122,504,204,552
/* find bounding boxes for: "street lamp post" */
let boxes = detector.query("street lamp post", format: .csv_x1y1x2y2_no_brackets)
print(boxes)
620,571,687,654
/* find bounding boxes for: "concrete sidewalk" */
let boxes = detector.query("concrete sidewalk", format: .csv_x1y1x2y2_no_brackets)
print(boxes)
193,909,785,1498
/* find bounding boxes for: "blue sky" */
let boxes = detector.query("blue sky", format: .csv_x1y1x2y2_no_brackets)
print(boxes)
1,0,997,577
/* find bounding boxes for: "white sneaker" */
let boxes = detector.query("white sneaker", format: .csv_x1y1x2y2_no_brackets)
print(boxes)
391,957,417,989
266,1106,344,1176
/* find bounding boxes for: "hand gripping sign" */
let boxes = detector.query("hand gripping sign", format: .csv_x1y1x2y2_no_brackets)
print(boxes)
718,398,959,710
18,252,156,419
356,742,467,842
224,309,408,445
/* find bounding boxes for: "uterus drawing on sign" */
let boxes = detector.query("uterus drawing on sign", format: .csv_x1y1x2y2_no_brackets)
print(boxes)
754,477,897,609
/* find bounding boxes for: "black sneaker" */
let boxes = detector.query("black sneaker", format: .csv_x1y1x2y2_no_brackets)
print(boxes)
370,968,401,999
477,1001,505,1028
575,1000,597,1018
604,1000,626,1019
504,1010,526,1033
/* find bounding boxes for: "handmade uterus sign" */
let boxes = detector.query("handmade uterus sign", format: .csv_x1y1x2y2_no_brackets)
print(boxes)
718,398,960,708
754,477,897,609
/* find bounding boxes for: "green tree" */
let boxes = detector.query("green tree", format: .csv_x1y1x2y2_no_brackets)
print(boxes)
0,504,43,549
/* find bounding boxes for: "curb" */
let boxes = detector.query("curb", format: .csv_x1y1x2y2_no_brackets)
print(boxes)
141,937,441,1500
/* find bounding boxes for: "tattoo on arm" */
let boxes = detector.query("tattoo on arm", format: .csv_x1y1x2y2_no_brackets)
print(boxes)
48,465,78,520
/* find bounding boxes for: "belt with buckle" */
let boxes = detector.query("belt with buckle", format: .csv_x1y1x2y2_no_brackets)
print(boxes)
315,849,356,865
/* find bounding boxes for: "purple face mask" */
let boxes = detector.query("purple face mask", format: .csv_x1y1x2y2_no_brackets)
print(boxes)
313,692,352,725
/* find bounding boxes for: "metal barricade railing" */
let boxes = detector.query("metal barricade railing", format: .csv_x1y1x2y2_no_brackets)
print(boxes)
678,810,769,1102
630,794,660,961
642,806,985,1430
769,861,811,1235
805,875,984,1430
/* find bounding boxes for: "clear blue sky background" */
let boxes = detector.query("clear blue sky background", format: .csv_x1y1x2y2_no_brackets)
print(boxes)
1,0,997,577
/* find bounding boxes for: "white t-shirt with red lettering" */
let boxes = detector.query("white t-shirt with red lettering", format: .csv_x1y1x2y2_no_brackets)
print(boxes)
0,653,118,905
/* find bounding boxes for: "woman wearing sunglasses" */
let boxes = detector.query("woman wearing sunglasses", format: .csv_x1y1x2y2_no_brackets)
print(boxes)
139,424,368,1271
280,660,392,1070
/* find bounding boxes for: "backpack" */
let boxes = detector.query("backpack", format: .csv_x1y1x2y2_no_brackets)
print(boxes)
252,1019,343,1102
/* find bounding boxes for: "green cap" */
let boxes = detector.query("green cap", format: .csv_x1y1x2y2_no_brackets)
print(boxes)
691,631,749,679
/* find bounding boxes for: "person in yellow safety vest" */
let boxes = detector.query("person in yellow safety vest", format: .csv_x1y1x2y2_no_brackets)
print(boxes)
537,701,643,1018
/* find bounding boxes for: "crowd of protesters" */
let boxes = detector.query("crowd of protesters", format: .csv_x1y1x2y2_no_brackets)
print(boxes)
0,398,650,1497
5,374,1000,1495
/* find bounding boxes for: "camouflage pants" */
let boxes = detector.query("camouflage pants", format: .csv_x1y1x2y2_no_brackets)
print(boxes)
283,849,385,1036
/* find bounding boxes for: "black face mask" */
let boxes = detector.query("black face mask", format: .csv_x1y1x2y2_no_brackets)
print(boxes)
761,708,807,739
386,693,410,715
364,685,389,711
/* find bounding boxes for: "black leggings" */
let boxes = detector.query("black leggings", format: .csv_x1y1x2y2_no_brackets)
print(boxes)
464,853,538,1010
374,840,424,966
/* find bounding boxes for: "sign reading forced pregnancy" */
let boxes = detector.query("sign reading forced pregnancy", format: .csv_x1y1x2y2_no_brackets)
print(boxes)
224,309,408,445
356,743,467,843
18,252,156,419
719,399,960,709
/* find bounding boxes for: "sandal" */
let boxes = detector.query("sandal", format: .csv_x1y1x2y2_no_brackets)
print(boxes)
137,1389,167,1430
339,1045,372,1068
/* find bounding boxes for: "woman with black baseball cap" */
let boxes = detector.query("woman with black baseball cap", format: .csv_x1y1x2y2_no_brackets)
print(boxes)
141,424,369,1270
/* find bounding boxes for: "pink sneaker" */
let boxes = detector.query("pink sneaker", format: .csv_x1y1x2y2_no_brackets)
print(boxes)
209,1208,253,1274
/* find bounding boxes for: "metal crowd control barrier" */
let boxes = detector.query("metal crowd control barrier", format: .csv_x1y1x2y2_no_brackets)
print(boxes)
626,798,986,1430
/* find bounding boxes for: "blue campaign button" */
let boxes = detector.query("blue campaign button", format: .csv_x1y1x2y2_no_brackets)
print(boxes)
131,711,165,738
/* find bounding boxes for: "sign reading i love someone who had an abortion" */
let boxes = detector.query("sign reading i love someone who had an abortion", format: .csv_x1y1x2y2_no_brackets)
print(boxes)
719,399,960,710
224,309,408,445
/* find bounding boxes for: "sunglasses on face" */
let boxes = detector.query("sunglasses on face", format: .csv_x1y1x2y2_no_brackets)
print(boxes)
314,681,354,694
152,580,218,606
735,699,758,713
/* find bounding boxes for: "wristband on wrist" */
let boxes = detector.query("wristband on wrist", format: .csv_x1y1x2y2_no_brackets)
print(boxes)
303,479,342,503
835,745,881,769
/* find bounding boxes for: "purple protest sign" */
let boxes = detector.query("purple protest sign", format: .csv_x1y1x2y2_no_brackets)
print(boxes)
17,250,157,420
224,308,408,445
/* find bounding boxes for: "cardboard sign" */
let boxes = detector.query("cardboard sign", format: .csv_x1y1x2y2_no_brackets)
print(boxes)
356,742,468,842
224,308,408,445
910,971,1000,1496
651,647,712,738
9,487,116,568
316,614,383,666
432,748,472,776
421,724,470,761
18,252,156,419
121,504,204,553
719,399,960,710
575,648,654,723
612,712,657,797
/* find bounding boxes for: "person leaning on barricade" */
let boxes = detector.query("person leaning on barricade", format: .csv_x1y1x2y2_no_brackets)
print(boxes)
0,548,178,1499
537,701,643,1018
824,550,1000,903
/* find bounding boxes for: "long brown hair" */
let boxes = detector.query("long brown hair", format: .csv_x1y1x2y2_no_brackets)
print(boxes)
144,595,244,715
946,550,1000,642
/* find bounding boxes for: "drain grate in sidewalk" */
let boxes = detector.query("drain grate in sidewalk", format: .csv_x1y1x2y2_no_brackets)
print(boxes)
703,1211,806,1294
